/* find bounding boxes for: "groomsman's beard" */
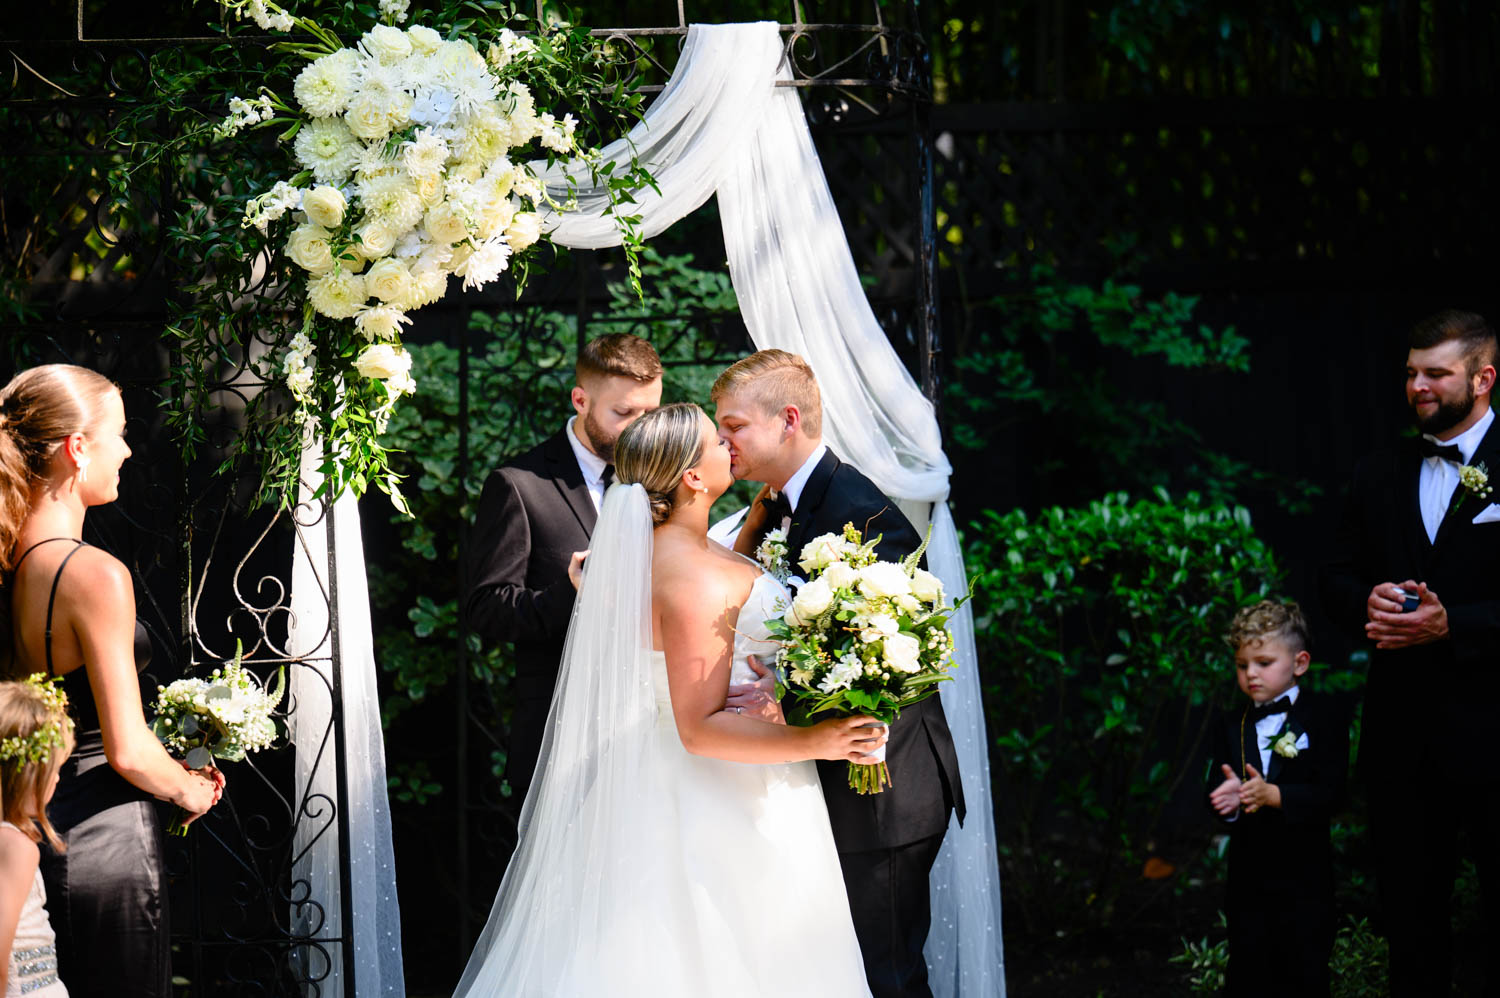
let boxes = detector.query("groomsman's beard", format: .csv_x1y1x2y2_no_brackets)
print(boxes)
581,407,618,462
1412,384,1477,436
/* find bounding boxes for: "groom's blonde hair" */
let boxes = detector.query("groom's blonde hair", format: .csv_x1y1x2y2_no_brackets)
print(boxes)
710,350,822,438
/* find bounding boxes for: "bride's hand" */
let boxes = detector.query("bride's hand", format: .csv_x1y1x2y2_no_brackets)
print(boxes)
805,715,889,763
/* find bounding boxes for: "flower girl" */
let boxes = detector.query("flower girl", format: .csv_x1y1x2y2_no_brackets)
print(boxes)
0,676,73,997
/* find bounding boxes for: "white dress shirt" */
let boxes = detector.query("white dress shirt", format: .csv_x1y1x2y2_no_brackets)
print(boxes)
1249,683,1301,774
1419,407,1494,543
779,443,828,512
565,416,610,513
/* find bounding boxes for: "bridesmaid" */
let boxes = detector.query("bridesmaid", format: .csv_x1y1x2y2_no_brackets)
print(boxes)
0,364,222,997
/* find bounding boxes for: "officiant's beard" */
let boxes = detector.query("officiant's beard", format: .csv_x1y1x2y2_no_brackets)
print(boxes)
1412,384,1476,436
581,407,619,462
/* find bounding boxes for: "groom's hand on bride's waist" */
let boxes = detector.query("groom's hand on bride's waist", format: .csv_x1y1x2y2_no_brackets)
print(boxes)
724,654,783,723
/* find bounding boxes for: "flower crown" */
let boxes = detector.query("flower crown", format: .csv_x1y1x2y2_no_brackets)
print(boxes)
0,675,72,766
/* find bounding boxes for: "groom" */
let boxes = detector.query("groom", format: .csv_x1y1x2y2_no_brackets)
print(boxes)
713,349,965,998
1320,309,1500,995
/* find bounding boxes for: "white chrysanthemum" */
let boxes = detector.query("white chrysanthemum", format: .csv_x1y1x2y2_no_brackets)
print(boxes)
353,140,400,181
537,112,576,154
358,173,424,232
428,40,498,117
293,49,358,118
293,117,360,184
354,304,412,342
361,24,412,63
286,224,335,274
402,128,450,178
453,106,509,165
405,266,449,308
307,268,369,319
817,654,864,694
455,236,512,290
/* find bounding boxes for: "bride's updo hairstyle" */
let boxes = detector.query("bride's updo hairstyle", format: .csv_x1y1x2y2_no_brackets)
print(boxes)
614,402,707,526
0,364,119,572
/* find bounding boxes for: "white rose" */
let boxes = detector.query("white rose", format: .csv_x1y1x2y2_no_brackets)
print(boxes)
362,24,413,64
357,221,399,258
797,533,847,574
406,24,441,55
413,171,445,207
424,201,470,245
821,562,857,591
910,568,944,605
345,94,394,140
858,562,913,600
505,211,542,251
285,224,334,274
789,578,835,626
365,257,414,303
354,343,413,381
301,185,346,229
895,594,923,615
883,632,921,674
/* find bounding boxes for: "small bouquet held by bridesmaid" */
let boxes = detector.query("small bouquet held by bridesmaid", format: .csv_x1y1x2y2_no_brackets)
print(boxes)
152,642,286,834
767,524,966,794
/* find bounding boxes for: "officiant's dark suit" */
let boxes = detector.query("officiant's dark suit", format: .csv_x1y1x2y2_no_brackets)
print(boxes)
782,448,966,998
1320,311,1500,996
467,430,596,801
1207,691,1348,996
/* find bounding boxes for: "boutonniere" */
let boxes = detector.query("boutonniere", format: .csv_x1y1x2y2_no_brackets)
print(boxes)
1270,729,1301,759
756,524,791,583
1455,462,1494,510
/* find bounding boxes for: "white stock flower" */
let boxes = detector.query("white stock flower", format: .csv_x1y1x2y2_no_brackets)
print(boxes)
378,0,411,25
358,172,424,232
798,533,848,574
293,50,358,118
307,269,369,319
245,0,294,32
354,304,412,342
455,236,512,290
365,257,414,303
301,185,347,229
821,561,858,591
241,181,301,229
407,24,441,54
910,568,945,605
858,562,913,600
882,632,922,674
286,224,335,274
537,112,575,153
294,117,360,184
424,201,471,245
354,342,413,381
787,578,835,626
511,169,543,202
362,24,414,64
504,210,542,251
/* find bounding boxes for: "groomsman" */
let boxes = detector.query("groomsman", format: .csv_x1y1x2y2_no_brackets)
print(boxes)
467,333,662,801
713,349,964,998
1321,309,1500,996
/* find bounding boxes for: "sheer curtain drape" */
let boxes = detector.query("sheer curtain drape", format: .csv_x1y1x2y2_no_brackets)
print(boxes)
538,22,1005,995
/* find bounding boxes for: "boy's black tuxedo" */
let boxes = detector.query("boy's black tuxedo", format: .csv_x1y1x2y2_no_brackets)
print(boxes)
467,430,595,801
781,448,965,998
1208,690,1349,998
1321,418,1500,995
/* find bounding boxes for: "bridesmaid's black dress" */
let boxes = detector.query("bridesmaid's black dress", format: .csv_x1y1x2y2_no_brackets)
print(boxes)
14,538,171,998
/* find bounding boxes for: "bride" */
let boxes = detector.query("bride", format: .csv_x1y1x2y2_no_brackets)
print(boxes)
453,402,882,997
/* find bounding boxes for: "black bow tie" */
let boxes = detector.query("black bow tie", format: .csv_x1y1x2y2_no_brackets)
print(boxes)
1250,697,1292,722
1419,438,1464,463
760,490,792,524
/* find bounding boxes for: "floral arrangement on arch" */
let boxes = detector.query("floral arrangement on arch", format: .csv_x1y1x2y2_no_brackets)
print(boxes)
165,0,650,509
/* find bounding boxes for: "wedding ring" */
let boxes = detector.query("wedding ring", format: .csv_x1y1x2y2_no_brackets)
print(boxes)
734,706,743,714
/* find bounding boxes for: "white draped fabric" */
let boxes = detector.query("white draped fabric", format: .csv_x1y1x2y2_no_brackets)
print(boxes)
538,22,1005,995
288,450,405,998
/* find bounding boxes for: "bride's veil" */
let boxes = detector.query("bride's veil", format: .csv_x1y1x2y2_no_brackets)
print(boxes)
453,482,684,996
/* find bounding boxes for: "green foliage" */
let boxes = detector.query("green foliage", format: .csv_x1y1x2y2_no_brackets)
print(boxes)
967,489,1280,932
945,265,1321,516
1330,917,1390,997
1170,912,1229,993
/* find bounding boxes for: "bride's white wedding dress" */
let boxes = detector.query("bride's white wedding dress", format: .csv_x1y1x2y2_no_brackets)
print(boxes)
452,485,869,997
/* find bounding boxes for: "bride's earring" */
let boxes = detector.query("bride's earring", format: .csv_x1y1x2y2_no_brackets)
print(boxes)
76,455,90,484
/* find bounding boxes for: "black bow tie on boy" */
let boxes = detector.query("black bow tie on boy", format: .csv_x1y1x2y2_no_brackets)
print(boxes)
1419,438,1464,463
760,490,793,524
1250,697,1293,722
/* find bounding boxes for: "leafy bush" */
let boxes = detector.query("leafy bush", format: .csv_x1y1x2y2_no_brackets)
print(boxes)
966,489,1281,933
1170,912,1229,994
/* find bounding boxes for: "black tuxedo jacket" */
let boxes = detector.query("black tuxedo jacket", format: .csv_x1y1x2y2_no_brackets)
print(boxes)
783,448,966,851
1320,418,1500,780
467,429,595,793
1207,690,1348,899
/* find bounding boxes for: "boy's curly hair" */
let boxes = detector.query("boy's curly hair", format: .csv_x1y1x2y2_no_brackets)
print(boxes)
1226,599,1310,654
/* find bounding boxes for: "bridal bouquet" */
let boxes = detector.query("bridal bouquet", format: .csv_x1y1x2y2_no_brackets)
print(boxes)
766,525,964,794
152,642,286,834
169,0,650,509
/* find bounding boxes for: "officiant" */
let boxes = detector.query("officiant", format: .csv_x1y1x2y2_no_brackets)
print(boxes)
1321,309,1500,996
467,333,662,802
